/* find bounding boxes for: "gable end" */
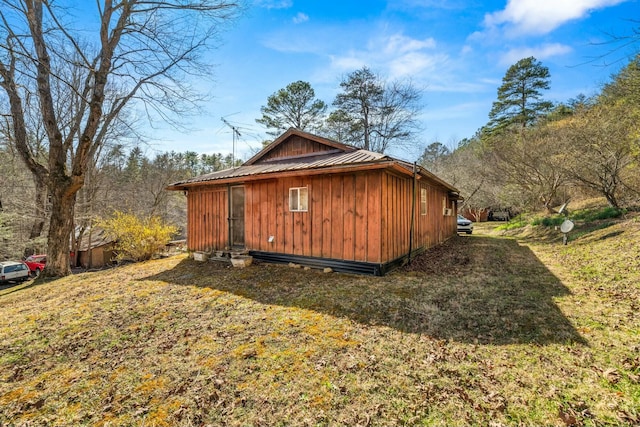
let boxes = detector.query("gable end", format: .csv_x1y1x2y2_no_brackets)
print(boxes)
258,135,339,163
245,128,356,166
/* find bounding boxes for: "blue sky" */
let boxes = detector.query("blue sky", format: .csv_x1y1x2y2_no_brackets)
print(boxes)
149,0,639,162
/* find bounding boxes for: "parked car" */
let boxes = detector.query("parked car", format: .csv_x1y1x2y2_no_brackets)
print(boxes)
457,214,474,234
0,261,31,284
489,210,511,221
24,254,47,277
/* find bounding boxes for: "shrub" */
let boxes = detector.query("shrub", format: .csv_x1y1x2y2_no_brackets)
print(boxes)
571,206,624,222
495,215,528,230
531,216,565,227
98,212,178,262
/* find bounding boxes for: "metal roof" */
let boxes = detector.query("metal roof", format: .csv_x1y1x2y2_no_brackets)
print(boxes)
74,227,114,251
170,149,388,187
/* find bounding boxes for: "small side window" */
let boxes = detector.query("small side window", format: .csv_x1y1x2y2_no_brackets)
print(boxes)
420,188,427,215
289,187,308,212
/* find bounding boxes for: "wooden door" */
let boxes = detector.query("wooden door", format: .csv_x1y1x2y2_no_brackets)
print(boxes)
230,186,245,247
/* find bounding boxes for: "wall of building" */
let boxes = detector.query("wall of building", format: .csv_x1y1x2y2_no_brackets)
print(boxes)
187,186,229,252
185,169,457,265
78,245,114,269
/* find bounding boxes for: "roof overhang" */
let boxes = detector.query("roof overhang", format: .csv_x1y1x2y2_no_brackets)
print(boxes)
167,158,459,195
167,161,397,191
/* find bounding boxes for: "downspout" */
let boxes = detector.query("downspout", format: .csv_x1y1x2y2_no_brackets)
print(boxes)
407,162,417,265
227,184,232,249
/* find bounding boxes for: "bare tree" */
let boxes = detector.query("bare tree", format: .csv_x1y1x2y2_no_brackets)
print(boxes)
558,103,639,208
0,0,241,277
418,141,450,175
431,138,503,220
331,67,422,153
485,125,569,212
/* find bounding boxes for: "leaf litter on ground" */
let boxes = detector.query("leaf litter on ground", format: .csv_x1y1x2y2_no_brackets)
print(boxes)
0,212,638,426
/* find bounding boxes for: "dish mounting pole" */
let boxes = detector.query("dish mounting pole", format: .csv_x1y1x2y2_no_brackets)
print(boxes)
221,117,241,167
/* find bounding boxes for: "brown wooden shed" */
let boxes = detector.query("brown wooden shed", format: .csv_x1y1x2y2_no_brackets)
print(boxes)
72,226,115,269
167,129,460,275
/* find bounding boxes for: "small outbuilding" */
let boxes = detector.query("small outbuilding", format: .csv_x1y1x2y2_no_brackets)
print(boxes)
72,226,115,269
167,129,460,275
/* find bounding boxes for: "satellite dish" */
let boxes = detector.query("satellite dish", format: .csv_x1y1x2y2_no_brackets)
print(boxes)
560,219,574,233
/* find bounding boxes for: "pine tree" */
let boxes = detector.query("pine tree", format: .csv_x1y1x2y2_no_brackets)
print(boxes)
488,57,553,131
256,81,327,137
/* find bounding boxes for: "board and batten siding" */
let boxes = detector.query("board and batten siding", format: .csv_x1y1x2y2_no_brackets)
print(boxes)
245,171,383,263
187,186,228,252
185,169,456,263
258,135,338,162
381,172,455,263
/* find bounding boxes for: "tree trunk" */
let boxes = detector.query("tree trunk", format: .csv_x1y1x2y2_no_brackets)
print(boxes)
29,174,47,239
604,191,619,209
44,185,76,277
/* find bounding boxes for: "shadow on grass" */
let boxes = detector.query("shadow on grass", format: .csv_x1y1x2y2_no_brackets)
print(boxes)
0,279,37,297
143,235,586,346
0,275,66,297
592,229,624,241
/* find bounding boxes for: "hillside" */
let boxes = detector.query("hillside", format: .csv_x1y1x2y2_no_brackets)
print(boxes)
1,209,638,426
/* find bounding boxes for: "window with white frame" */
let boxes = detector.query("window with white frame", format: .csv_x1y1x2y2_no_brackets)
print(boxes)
442,196,452,216
420,188,427,215
289,187,308,212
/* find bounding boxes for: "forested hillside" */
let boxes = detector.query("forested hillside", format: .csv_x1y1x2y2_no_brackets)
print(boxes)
0,148,238,259
419,55,640,219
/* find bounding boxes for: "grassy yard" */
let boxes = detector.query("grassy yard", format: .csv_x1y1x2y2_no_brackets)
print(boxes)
1,211,638,426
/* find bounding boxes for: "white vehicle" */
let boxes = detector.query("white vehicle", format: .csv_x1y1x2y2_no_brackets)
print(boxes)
457,214,474,234
0,261,31,284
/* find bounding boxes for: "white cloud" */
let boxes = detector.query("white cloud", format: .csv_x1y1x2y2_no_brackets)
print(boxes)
263,26,489,96
327,32,441,79
484,0,628,36
292,12,309,24
499,43,573,65
381,33,436,55
329,54,367,73
388,51,448,79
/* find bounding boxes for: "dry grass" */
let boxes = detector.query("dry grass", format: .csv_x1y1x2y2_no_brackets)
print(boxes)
1,213,639,426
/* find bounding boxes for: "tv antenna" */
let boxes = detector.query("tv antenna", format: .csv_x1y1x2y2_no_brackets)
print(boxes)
221,117,241,166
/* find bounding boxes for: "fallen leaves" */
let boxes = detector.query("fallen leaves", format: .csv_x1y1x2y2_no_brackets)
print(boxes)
0,218,639,425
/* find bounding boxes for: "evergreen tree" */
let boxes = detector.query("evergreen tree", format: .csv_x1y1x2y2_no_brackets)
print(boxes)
256,81,327,137
488,57,553,131
418,142,450,173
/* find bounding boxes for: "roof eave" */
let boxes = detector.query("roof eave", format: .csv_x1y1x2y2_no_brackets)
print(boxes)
167,160,398,190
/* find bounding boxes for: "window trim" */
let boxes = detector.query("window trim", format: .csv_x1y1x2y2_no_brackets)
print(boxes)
420,188,427,216
289,187,309,212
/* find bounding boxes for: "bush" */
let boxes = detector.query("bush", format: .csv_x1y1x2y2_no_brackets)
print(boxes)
531,216,565,227
495,215,528,230
98,212,178,262
528,206,624,229
571,206,624,222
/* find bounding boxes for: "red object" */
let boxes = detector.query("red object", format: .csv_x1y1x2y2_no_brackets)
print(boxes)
24,254,47,275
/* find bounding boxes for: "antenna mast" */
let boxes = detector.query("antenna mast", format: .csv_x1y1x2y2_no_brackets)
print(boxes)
221,117,241,166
